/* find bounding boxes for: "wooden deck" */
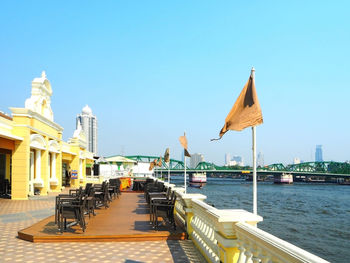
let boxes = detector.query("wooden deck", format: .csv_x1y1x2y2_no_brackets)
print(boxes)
18,192,186,242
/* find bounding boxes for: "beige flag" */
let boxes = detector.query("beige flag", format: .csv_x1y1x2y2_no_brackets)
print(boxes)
164,148,170,163
149,161,155,171
213,74,263,140
179,133,191,157
149,159,158,171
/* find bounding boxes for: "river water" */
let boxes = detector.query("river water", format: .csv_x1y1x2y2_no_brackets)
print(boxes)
171,177,350,263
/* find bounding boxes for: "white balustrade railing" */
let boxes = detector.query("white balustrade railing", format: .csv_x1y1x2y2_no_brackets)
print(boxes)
174,197,186,227
234,222,329,263
191,199,220,263
170,185,329,263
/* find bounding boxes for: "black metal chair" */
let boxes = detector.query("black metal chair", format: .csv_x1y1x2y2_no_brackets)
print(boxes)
94,181,110,208
58,193,87,233
69,186,83,196
108,179,117,199
144,181,165,204
149,187,171,223
85,187,96,217
151,191,177,230
0,179,10,196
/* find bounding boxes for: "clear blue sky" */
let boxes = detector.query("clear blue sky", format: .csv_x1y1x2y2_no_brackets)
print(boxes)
1,1,349,165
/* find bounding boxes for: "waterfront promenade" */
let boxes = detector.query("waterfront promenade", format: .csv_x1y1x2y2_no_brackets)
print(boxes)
0,190,205,263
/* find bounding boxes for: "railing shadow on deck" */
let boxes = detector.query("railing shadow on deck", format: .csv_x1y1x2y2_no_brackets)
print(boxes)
167,240,206,263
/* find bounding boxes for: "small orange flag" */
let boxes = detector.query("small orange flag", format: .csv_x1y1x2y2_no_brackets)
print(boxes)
179,133,191,157
149,161,155,171
213,72,263,140
158,157,162,167
149,159,158,171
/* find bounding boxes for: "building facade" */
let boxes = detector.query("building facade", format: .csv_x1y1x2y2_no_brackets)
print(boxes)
76,105,98,156
225,153,231,166
315,145,323,162
190,153,204,169
0,72,94,200
227,156,244,167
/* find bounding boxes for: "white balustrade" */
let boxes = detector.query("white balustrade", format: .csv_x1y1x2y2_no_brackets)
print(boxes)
191,199,220,263
171,186,329,263
174,197,186,227
234,222,329,263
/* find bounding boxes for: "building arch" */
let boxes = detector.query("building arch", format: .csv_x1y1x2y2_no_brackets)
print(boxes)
48,140,60,153
30,134,47,150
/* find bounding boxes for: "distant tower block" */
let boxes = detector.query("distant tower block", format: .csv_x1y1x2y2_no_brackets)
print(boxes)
76,105,98,156
225,153,231,166
190,153,205,169
315,145,323,162
257,152,264,167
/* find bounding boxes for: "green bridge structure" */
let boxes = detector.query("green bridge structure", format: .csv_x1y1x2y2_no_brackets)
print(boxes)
126,155,350,179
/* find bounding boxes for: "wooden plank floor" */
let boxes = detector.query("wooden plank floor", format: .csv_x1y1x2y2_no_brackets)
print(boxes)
18,192,186,242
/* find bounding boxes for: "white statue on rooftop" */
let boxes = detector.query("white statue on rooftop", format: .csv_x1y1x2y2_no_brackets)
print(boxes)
73,119,86,141
24,70,54,121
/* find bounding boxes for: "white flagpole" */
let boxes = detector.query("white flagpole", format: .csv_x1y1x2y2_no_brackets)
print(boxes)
252,126,257,214
251,67,258,215
168,162,170,184
168,152,170,184
184,150,187,194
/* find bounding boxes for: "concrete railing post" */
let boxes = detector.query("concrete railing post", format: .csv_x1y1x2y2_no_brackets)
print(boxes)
208,210,263,263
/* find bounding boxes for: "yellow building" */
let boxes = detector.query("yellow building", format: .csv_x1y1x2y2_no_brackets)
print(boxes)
0,71,94,200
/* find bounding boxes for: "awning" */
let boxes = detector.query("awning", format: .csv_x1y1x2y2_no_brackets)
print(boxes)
105,155,137,164
0,131,23,141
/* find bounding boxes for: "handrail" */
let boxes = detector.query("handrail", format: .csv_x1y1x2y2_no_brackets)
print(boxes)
190,199,220,263
235,222,329,263
170,183,329,263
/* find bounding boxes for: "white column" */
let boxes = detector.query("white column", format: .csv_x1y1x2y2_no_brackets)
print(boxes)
79,159,83,180
184,154,187,194
51,153,56,180
35,149,41,181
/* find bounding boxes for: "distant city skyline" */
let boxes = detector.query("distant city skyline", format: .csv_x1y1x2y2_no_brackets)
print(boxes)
1,1,349,165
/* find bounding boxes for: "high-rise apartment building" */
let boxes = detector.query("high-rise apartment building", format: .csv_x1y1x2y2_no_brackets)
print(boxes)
315,145,323,162
190,153,204,169
257,152,264,167
225,153,231,166
76,105,98,156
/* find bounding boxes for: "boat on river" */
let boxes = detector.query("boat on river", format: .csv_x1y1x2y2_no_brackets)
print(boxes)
274,173,293,184
189,172,207,188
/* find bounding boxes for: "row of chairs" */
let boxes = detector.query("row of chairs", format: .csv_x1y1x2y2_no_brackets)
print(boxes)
144,180,177,230
0,179,10,197
55,179,122,233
